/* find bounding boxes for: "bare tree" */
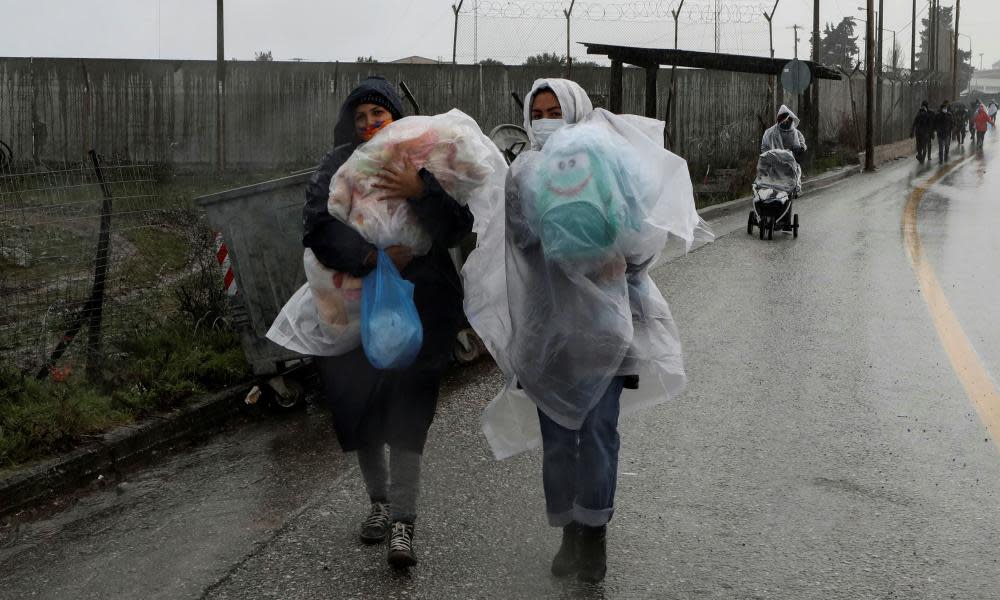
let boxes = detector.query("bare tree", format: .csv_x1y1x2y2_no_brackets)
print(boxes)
254,50,273,62
891,40,903,71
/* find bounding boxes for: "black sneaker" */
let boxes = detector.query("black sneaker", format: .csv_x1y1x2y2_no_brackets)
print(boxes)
359,501,391,544
576,525,607,584
551,522,581,576
387,521,417,568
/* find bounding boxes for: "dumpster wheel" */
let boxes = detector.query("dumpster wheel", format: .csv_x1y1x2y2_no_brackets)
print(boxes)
265,375,306,411
454,328,486,364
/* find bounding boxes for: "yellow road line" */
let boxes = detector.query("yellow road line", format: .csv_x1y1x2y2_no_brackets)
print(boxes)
902,157,1000,449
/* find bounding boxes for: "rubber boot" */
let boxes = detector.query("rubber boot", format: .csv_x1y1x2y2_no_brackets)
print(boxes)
576,524,607,583
550,522,580,577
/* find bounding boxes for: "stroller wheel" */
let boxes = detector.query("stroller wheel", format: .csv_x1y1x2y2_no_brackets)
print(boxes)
747,211,756,235
793,214,799,238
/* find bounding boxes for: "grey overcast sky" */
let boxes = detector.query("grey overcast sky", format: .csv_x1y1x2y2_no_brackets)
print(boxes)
1,0,997,69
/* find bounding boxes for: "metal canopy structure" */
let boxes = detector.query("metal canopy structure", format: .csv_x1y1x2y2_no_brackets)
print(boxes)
582,42,841,117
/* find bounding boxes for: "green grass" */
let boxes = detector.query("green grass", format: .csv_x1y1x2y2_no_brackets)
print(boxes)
0,323,248,470
120,226,192,287
0,368,131,469
0,169,307,472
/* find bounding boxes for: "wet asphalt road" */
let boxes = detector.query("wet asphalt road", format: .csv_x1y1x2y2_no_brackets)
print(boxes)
2,136,1000,599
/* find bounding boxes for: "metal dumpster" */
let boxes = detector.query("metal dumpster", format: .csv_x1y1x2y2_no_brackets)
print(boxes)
195,171,315,405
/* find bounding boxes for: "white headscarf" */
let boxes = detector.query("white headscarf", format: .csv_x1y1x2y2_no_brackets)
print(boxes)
523,78,595,149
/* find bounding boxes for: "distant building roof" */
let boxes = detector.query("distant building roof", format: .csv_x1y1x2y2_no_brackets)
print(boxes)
965,71,1000,96
390,56,441,65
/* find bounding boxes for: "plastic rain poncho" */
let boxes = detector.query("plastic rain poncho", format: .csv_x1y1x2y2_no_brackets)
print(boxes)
761,105,807,154
463,78,712,459
754,149,802,196
328,110,495,254
266,249,362,356
268,109,507,357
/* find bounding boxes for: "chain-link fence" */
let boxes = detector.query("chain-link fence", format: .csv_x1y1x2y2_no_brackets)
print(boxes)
0,155,199,380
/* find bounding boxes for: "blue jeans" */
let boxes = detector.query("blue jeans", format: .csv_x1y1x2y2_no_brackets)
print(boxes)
537,377,625,527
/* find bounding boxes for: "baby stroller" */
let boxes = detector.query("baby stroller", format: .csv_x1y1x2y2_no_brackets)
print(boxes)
747,149,801,240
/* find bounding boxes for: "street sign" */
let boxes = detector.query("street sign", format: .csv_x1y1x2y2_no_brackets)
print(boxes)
781,59,812,94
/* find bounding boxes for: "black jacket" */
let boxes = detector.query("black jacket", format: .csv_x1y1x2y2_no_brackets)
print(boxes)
952,104,970,122
303,119,473,371
933,109,953,135
912,107,934,137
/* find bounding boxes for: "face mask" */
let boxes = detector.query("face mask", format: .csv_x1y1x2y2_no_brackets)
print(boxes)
359,120,389,142
779,121,793,131
531,118,566,147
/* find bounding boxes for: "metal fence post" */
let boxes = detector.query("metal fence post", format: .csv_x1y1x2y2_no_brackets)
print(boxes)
84,150,114,381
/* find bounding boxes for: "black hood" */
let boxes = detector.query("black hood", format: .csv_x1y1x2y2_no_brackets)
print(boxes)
333,76,406,147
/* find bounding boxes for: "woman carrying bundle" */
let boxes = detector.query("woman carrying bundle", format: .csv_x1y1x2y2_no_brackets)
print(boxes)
301,76,473,569
463,79,708,583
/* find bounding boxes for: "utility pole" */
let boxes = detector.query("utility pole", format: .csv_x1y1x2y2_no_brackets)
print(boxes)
452,1,464,65
864,0,876,171
714,0,720,53
910,0,916,71
810,0,820,167
789,24,801,58
876,0,883,143
951,0,960,99
216,0,225,172
564,0,576,78
930,0,938,72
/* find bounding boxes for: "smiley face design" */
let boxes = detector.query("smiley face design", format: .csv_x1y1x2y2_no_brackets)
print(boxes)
534,147,621,261
544,151,593,198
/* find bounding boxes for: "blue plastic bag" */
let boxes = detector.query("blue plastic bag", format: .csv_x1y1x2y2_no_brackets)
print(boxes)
361,249,424,370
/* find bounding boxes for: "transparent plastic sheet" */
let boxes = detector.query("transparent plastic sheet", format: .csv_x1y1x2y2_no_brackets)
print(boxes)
754,149,802,194
361,249,423,370
265,249,361,356
466,106,712,458
269,109,508,358
760,104,806,153
328,109,499,254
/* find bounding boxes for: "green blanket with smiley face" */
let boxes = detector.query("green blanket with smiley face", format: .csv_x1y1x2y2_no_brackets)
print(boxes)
523,123,643,262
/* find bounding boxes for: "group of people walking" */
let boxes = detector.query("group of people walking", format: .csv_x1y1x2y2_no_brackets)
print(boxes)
296,76,705,584
912,98,997,163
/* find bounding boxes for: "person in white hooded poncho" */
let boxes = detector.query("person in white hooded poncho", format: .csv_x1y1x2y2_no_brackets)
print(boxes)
461,79,710,583
761,104,807,162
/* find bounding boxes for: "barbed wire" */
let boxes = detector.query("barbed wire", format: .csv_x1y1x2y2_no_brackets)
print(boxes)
459,0,769,24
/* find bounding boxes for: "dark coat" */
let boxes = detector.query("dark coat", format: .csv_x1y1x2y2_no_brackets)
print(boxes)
952,103,970,122
933,109,953,136
912,107,934,138
304,77,474,452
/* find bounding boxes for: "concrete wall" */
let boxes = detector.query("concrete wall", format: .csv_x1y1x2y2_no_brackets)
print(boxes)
0,57,924,171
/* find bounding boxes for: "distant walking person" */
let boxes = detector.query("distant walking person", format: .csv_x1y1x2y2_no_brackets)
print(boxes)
934,101,953,163
952,102,969,145
911,101,935,164
969,100,979,140
988,100,998,133
974,103,996,149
